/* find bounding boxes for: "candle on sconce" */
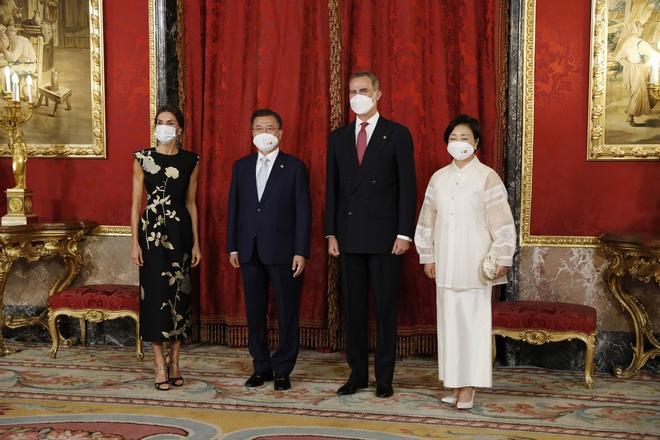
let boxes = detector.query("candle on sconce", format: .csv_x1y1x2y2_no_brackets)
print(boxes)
25,75,33,103
3,67,10,93
11,73,19,102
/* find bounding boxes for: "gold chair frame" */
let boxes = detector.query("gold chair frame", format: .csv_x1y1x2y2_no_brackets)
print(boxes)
48,307,143,361
492,328,596,389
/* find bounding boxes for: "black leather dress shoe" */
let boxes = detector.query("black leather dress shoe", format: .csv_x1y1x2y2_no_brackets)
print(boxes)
336,381,368,396
245,371,274,387
376,383,393,398
274,376,291,391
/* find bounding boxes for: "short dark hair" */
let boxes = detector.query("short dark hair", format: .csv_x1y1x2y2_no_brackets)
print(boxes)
443,114,482,149
251,108,283,129
349,71,380,90
154,104,185,131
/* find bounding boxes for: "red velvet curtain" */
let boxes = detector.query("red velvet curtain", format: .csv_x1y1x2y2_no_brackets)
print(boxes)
184,0,507,354
183,0,331,346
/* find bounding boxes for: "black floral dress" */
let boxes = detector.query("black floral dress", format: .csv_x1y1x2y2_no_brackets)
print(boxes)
134,148,199,342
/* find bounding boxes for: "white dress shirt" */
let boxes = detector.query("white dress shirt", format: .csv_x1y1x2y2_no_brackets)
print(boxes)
414,157,516,288
255,147,279,179
355,112,380,145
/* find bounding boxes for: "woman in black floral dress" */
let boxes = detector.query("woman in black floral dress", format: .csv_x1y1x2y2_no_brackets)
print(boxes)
131,105,200,390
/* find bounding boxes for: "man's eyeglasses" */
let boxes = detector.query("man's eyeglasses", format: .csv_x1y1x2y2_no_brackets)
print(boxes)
252,127,280,134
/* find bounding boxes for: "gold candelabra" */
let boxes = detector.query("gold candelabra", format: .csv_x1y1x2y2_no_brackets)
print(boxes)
1,92,37,226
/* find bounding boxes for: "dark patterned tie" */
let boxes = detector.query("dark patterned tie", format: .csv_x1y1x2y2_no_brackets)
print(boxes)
356,121,369,165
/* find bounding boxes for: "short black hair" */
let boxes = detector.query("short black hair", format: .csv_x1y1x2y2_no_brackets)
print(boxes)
154,104,185,131
443,114,482,149
251,108,283,129
349,71,380,90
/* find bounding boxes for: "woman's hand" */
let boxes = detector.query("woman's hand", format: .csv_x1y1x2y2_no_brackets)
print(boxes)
131,243,143,267
191,244,201,267
423,263,436,280
494,265,509,278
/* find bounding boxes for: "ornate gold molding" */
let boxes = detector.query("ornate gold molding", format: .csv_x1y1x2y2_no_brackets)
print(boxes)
587,0,660,160
148,0,157,148
91,225,131,236
0,0,106,158
520,0,599,248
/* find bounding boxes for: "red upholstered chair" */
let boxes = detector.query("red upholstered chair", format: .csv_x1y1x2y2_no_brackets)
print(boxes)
47,284,143,361
492,301,597,388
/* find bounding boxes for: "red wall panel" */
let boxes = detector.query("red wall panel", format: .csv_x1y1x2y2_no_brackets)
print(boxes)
531,0,660,236
0,0,150,225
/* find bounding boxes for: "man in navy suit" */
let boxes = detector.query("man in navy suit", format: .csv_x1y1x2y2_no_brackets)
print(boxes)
325,71,416,398
227,108,311,391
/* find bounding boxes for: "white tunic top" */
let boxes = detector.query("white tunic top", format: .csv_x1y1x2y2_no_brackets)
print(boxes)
414,157,516,289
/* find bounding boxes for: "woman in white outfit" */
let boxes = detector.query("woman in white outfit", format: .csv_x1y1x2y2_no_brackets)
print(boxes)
414,115,516,409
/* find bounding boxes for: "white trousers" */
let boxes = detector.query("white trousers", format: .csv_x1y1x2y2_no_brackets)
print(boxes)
437,286,492,388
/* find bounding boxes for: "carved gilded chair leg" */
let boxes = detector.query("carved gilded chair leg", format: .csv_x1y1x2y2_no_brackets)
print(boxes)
79,318,87,346
584,332,596,389
492,334,497,364
135,318,144,361
48,311,59,359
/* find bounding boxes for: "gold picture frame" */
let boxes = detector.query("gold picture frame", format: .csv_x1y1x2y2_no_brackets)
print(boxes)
587,0,660,161
520,0,599,247
0,0,106,158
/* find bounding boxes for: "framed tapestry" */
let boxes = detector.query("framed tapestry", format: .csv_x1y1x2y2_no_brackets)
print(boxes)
0,0,105,158
588,0,660,160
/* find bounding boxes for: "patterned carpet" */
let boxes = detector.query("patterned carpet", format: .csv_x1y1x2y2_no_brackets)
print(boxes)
0,343,658,439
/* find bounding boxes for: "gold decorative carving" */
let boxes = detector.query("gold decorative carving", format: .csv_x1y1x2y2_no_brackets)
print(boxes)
600,234,659,378
91,225,131,237
520,0,599,247
0,221,97,356
587,0,660,161
0,0,106,158
48,307,143,361
493,327,597,388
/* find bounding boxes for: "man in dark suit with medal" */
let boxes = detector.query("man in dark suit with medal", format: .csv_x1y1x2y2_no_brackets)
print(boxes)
227,108,311,391
325,71,417,398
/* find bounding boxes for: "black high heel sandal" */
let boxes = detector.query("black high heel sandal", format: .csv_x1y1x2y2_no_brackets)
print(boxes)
165,354,184,387
154,364,170,391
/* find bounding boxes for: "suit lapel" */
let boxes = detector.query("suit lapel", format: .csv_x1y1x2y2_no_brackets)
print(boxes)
248,154,259,202
350,117,390,193
258,152,285,205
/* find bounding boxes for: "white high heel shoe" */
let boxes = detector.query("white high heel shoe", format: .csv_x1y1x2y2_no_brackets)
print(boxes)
440,395,457,405
456,389,475,410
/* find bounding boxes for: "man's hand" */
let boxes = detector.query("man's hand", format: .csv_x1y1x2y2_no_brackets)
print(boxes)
327,236,340,257
494,265,509,278
391,238,410,255
423,263,435,280
229,253,240,269
292,255,306,278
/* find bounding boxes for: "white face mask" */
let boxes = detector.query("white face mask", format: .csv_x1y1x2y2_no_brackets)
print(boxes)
350,93,377,115
155,124,177,145
447,140,475,161
253,133,279,153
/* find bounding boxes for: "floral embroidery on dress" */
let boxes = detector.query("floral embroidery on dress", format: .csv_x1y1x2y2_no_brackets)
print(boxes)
160,253,192,339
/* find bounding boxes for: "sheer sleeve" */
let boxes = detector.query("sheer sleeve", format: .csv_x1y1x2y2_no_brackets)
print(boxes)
414,176,437,264
483,171,516,267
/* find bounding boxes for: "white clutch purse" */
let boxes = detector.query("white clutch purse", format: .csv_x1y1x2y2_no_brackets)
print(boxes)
480,253,499,282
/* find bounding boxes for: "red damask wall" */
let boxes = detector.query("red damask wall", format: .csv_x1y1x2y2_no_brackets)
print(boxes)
531,0,659,236
0,1,150,225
